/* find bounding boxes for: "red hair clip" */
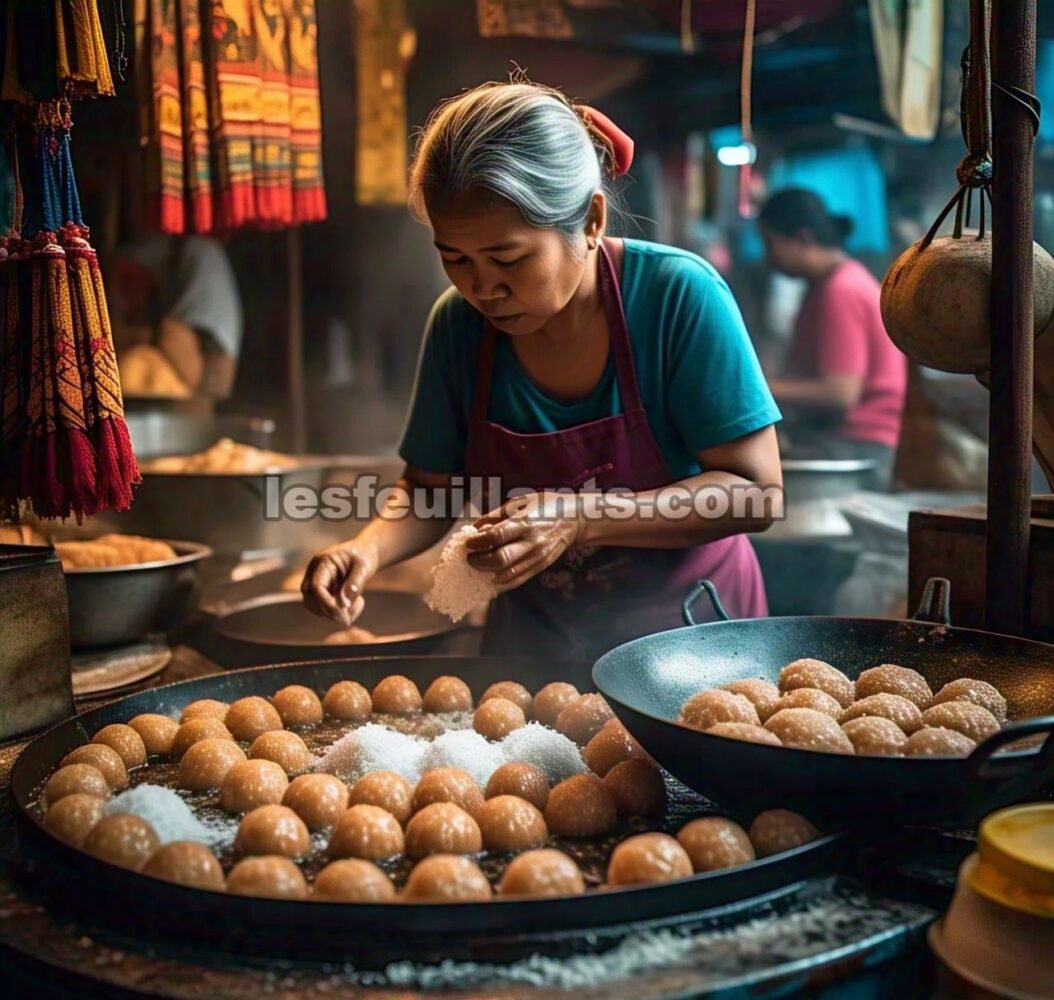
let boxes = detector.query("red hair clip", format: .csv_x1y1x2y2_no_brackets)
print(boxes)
575,104,634,177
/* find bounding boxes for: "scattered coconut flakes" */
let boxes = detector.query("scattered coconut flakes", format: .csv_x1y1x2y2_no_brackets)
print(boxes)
104,784,224,846
420,729,506,787
313,724,426,784
499,723,587,784
423,525,497,622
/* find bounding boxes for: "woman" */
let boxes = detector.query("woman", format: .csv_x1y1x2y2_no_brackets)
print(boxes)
760,188,907,491
303,82,782,660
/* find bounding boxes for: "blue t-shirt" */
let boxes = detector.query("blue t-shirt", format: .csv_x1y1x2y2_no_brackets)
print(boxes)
398,239,780,478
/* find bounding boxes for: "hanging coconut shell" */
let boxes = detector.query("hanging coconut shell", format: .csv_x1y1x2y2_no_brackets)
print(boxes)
880,233,1054,374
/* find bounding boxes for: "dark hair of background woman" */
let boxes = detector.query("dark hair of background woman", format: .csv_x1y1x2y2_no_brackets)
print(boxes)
758,187,853,248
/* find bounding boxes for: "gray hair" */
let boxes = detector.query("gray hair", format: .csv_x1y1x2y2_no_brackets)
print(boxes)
409,82,614,234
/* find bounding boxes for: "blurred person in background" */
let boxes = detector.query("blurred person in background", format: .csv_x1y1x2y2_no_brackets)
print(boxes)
759,188,907,491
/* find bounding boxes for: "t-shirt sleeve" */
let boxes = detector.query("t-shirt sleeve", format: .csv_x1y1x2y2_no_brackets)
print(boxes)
662,259,782,454
812,278,869,377
397,289,476,474
167,237,243,358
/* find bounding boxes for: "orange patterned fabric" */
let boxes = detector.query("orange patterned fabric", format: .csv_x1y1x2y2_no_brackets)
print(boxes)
287,0,325,222
179,0,213,232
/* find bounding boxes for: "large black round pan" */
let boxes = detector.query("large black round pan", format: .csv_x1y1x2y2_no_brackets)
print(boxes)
593,579,1054,826
11,657,841,960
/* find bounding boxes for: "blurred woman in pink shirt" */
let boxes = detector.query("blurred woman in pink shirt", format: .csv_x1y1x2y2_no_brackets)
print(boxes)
760,188,907,491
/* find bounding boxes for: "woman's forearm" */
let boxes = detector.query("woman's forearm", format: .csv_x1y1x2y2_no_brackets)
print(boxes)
351,479,455,570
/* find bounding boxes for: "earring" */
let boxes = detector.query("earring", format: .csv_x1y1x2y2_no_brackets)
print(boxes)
587,235,598,250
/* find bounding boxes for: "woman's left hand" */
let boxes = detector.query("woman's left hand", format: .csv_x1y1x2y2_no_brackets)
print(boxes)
464,491,585,592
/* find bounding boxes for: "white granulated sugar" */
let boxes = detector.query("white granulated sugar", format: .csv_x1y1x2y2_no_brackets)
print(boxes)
424,525,498,622
314,724,426,784
420,729,506,786
499,723,588,784
104,784,218,845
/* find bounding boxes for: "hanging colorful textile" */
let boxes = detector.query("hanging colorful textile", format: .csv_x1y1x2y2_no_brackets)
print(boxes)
287,0,325,222
252,0,293,226
475,0,573,40
178,0,212,232
56,0,117,99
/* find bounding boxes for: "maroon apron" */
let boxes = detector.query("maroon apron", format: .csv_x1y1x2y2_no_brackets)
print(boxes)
464,239,768,660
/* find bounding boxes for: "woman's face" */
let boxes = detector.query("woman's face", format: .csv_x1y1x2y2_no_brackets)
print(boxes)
427,191,593,336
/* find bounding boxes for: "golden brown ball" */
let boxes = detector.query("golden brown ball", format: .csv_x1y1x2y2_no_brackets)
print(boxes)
322,680,372,721
327,804,405,861
178,738,247,792
602,758,668,817
778,660,855,709
235,804,311,859
248,730,315,777
42,792,105,846
841,716,908,756
544,774,617,837
475,795,549,853
404,803,482,859
720,678,781,722
485,762,550,812
499,849,585,897
225,697,284,742
402,855,491,901
840,693,924,735
607,833,693,886
677,817,755,872
422,675,474,714
905,727,977,757
227,856,308,899
127,714,179,756
219,759,290,814
92,724,147,769
348,770,414,826
83,813,160,871
142,841,225,890
584,719,647,777
705,722,782,747
44,764,111,805
473,698,526,741
855,664,933,710
920,702,1001,743
412,767,485,818
775,688,843,719
748,809,820,858
171,717,235,758
554,694,615,746
371,675,423,715
179,699,229,724
312,859,396,902
532,682,580,728
480,681,533,717
282,773,348,831
764,708,854,754
61,744,128,790
678,690,759,731
271,685,324,728
931,678,1008,722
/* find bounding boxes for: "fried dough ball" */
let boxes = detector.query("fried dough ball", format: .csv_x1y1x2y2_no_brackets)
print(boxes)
921,702,1000,743
61,744,127,790
678,690,759,731
720,678,781,722
905,727,977,757
554,694,615,746
312,860,396,902
220,759,290,814
499,849,585,898
778,659,854,709
931,678,1008,722
44,764,110,805
248,730,314,776
765,708,854,754
404,803,482,859
128,714,179,756
142,842,225,891
485,763,550,812
533,682,580,728
842,716,908,756
584,719,647,777
322,680,372,721
476,795,548,853
371,675,423,715
677,817,755,872
545,774,616,836
282,774,348,831
225,697,284,742
840,693,924,735
271,685,324,728
775,688,843,719
178,738,247,791
348,771,414,826
227,856,308,899
412,767,484,818
602,759,667,818
705,722,782,747
42,793,104,846
480,681,533,717
327,804,405,861
607,833,693,886
179,699,229,724
855,664,933,710
402,855,491,901
92,724,147,769
171,717,234,758
473,698,526,741
83,814,160,871
236,804,311,859
422,676,474,714
748,810,821,858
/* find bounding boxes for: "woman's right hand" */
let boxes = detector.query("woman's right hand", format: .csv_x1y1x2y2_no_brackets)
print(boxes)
301,538,380,627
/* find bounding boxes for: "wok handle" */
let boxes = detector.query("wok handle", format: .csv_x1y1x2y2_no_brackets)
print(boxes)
682,579,732,626
965,714,1054,781
912,577,952,625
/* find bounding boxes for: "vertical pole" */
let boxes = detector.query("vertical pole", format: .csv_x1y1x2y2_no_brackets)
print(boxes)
287,227,307,453
986,0,1036,635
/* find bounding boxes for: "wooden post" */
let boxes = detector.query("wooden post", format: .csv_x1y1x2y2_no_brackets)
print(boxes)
986,0,1037,635
287,228,307,453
